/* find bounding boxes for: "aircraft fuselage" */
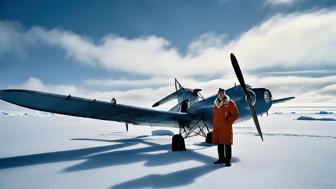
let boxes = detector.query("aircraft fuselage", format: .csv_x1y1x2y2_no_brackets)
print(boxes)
188,86,273,128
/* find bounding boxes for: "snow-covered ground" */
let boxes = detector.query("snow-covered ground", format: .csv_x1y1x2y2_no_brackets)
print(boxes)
1,112,336,189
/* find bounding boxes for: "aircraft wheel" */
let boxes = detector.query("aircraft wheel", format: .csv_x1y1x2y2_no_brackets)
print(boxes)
206,132,212,144
172,134,186,151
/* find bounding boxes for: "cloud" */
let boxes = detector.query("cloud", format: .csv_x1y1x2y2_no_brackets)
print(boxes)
9,75,336,104
1,74,336,112
1,9,336,77
247,75,336,95
8,77,176,108
1,9,336,111
5,77,233,108
0,21,31,56
187,32,228,55
226,9,336,72
84,77,173,91
264,0,300,7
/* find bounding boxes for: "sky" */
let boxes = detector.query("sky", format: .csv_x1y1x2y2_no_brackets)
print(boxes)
1,0,336,111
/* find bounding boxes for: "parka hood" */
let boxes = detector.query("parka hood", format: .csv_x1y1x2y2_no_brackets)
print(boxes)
214,94,230,108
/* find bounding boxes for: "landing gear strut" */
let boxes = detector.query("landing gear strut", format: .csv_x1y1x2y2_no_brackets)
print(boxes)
171,120,212,151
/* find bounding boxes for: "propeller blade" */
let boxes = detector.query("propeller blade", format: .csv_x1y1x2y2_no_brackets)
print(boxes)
247,97,263,141
230,53,249,96
230,53,263,141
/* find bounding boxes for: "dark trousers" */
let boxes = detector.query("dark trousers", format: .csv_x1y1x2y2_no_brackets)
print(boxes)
217,144,232,163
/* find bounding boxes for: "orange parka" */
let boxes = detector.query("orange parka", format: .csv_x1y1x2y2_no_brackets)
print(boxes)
212,97,239,145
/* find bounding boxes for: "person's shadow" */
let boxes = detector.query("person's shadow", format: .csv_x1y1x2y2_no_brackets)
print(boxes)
0,136,239,188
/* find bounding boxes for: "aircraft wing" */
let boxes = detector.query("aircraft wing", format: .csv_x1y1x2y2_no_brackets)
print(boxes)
0,89,193,127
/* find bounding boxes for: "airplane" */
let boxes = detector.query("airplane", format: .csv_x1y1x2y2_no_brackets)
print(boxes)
0,53,295,151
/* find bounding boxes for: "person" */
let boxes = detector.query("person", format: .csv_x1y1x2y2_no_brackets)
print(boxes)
212,88,239,166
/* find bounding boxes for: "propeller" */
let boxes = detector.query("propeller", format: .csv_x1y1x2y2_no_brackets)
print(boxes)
230,53,264,141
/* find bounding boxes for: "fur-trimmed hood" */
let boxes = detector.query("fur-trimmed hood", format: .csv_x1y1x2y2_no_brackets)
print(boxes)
214,94,230,108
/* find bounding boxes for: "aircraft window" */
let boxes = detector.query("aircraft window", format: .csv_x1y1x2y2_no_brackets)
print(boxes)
181,100,189,113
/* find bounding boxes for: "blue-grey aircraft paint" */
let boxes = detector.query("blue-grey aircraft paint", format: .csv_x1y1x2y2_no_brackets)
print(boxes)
0,83,287,130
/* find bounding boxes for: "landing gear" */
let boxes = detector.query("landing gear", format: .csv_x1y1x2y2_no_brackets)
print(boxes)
172,134,186,151
206,132,212,144
172,120,213,151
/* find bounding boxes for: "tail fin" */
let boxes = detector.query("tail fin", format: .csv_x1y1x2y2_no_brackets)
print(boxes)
152,79,199,112
175,78,183,90
175,78,185,104
272,97,295,105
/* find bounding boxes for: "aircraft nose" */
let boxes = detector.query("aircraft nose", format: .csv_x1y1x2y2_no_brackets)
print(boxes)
264,89,272,104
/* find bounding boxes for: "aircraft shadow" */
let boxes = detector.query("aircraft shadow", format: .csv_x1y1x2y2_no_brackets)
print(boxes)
64,138,239,171
111,164,221,189
0,136,239,188
68,137,239,188
0,139,138,169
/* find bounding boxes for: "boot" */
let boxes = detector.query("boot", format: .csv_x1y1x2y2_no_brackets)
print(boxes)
214,144,226,164
224,145,232,167
213,159,225,164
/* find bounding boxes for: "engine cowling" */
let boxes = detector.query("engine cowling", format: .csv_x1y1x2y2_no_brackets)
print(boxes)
246,90,256,105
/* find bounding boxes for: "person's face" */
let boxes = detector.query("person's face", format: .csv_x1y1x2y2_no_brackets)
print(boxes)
217,91,225,101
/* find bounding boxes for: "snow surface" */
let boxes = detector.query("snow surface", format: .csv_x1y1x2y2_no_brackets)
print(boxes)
1,113,336,189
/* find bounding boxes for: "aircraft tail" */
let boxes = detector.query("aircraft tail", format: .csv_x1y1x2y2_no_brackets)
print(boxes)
174,79,187,104
152,79,201,112
272,97,295,105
